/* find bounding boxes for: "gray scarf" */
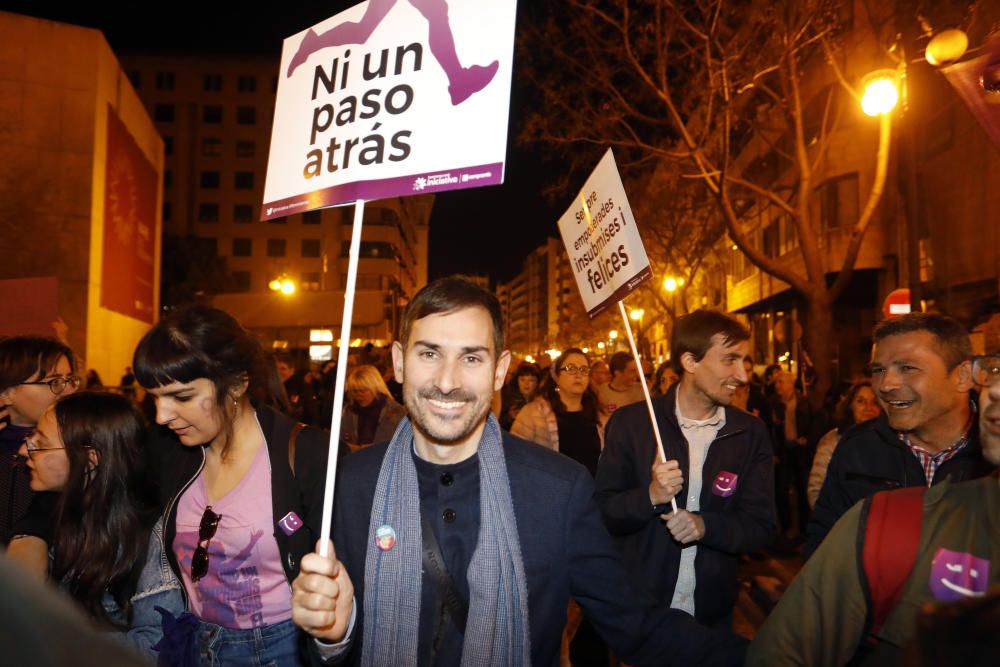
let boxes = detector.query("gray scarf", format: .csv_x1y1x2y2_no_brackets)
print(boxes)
361,414,531,666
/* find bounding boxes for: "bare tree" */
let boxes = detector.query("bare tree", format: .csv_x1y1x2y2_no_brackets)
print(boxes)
520,0,899,405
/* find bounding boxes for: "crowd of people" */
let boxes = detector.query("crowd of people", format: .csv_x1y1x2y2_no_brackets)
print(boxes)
0,275,997,666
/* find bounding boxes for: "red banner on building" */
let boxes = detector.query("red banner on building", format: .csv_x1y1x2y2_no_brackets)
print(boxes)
101,104,157,323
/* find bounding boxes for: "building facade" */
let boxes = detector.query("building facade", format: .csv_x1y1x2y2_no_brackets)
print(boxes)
0,12,162,382
120,52,433,354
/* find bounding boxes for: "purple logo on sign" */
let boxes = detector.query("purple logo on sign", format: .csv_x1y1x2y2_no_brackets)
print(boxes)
712,471,739,497
278,511,303,536
929,547,990,601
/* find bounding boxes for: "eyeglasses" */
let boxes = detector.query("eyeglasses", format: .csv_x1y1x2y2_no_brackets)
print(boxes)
19,375,81,395
972,355,1000,388
560,364,591,376
191,505,222,582
23,432,66,458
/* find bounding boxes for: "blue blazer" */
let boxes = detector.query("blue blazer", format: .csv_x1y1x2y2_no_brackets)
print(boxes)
327,426,745,666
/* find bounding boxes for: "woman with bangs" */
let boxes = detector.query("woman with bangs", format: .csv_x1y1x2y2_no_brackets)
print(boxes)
16,391,182,660
134,305,330,666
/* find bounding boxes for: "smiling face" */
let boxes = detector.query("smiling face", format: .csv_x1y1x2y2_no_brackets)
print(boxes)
870,331,971,436
392,306,509,460
2,355,77,426
683,334,750,408
929,548,990,601
20,406,70,492
711,470,739,497
850,385,881,424
147,378,225,447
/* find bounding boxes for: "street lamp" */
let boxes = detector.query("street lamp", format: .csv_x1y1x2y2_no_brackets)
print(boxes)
861,69,899,117
269,275,296,295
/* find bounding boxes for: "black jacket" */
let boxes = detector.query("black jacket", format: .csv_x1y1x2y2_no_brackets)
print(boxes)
594,385,778,627
805,410,996,557
327,427,745,667
147,405,329,586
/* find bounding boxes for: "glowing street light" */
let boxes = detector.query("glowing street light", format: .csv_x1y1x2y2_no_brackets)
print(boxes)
597,341,606,350
629,308,645,321
861,70,899,117
609,330,618,340
662,276,684,292
270,275,296,295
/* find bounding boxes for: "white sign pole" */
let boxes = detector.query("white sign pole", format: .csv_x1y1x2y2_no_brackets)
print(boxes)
617,300,678,514
318,199,365,558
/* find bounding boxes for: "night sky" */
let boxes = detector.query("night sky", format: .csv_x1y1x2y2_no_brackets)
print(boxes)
1,1,566,283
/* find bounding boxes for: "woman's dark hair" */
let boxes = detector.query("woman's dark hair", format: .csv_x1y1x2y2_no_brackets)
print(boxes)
0,336,76,391
515,363,540,381
836,380,877,433
653,362,675,396
50,392,153,628
133,305,288,457
542,348,600,423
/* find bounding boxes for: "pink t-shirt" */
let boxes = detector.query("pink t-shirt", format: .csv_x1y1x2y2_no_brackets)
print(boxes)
174,433,292,629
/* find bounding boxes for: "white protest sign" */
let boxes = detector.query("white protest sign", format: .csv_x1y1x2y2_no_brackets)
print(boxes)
263,0,517,218
557,148,652,318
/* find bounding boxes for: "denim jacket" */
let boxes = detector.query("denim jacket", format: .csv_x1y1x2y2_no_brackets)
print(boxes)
101,518,185,660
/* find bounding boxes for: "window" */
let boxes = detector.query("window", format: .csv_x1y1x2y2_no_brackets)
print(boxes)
200,171,220,189
232,238,252,257
127,71,141,89
234,172,254,189
198,203,219,223
162,202,172,222
301,272,321,291
164,170,172,188
203,74,223,91
269,216,287,224
340,241,397,259
301,239,321,257
818,173,859,232
236,106,256,125
163,136,173,156
155,71,174,90
762,222,779,258
201,138,222,157
203,105,222,124
232,271,251,292
236,140,255,157
234,204,254,223
267,239,286,257
237,75,256,93
154,104,175,122
302,210,322,224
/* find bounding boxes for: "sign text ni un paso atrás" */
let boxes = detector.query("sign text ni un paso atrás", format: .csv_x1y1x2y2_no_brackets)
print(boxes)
557,149,652,318
262,0,517,218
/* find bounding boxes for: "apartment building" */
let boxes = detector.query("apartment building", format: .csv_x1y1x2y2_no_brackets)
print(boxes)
120,53,433,351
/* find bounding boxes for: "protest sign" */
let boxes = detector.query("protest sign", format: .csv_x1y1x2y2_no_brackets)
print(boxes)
263,0,517,218
556,149,674,511
556,148,652,318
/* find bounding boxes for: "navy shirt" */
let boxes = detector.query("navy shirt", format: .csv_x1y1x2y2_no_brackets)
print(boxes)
413,451,480,666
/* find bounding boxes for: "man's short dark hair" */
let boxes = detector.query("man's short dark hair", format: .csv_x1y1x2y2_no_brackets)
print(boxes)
670,310,751,374
400,276,505,358
608,351,632,377
873,313,971,371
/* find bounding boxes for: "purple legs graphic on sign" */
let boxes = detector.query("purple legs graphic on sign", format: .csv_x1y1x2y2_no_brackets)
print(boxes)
286,0,498,105
929,547,990,601
711,471,739,498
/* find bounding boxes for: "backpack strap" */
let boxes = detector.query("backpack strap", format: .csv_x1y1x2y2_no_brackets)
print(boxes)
287,422,305,477
860,485,926,639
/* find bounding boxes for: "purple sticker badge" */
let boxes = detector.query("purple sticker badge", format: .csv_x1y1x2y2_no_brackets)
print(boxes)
712,471,739,498
929,547,990,602
278,511,303,536
375,525,397,552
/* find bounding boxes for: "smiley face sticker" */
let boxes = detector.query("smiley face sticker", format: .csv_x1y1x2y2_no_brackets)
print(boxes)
711,471,739,498
375,524,397,552
929,548,989,601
